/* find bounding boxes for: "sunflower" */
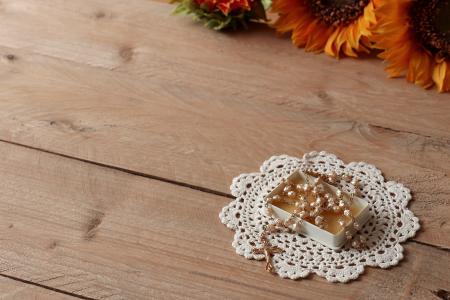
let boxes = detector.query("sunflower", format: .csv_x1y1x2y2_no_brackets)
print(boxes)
272,0,377,58
373,0,450,92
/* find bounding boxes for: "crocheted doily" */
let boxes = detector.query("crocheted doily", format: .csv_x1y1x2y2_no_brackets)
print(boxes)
219,151,420,282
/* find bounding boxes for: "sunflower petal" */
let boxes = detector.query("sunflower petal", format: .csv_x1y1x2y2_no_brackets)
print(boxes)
433,61,450,92
324,28,341,57
406,50,434,88
273,0,376,57
371,0,449,91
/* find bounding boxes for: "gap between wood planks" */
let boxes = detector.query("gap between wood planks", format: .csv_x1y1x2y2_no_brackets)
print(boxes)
0,138,232,199
0,274,96,300
0,137,448,253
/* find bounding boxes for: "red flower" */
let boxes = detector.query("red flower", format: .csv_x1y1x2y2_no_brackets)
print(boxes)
195,0,253,15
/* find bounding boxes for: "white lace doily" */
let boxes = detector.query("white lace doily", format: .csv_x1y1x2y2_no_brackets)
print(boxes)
219,151,420,282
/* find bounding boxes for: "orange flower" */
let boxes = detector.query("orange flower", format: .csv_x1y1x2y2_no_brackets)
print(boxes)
272,0,377,58
196,0,252,15
372,0,450,92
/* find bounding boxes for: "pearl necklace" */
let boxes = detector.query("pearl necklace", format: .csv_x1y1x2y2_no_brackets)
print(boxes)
255,169,366,274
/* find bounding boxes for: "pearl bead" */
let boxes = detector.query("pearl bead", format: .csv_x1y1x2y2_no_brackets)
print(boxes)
287,191,296,198
315,197,323,205
336,189,342,198
299,211,307,219
295,184,303,191
284,184,294,193
302,184,311,192
352,241,359,248
342,174,352,182
284,218,295,226
272,195,281,201
324,193,331,200
315,215,324,225
339,200,346,207
327,172,338,183
333,206,340,213
353,221,360,230
292,222,302,233
291,222,297,231
338,218,346,226
344,209,351,217
350,178,359,186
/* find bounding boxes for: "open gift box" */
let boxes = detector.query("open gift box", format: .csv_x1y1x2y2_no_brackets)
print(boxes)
265,170,370,249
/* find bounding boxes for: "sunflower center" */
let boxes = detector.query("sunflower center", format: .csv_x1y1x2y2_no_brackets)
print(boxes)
411,0,450,58
308,0,369,27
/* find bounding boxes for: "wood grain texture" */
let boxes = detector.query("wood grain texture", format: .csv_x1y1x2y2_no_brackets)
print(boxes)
0,141,449,300
0,0,449,297
0,1,449,248
0,276,75,300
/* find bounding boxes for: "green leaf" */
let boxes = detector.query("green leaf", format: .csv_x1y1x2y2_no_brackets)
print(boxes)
173,4,189,15
261,0,272,10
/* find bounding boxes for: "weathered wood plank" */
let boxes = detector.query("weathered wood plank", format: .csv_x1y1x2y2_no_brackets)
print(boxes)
0,276,76,300
0,0,449,178
0,0,449,137
0,43,449,248
0,0,448,249
0,141,449,299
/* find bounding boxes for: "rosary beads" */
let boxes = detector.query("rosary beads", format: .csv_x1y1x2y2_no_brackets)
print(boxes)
254,169,367,273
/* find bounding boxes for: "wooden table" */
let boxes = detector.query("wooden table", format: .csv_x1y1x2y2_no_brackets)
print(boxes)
0,0,449,299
